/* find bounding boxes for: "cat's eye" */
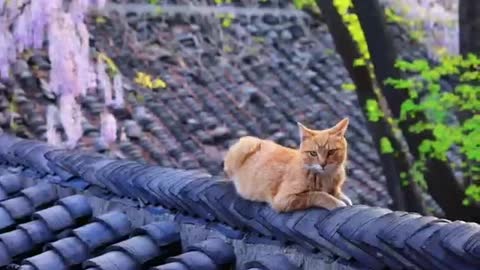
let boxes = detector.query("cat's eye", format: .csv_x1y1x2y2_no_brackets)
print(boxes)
328,150,336,156
308,151,317,157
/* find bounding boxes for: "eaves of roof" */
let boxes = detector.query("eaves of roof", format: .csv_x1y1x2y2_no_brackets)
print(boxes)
0,134,478,270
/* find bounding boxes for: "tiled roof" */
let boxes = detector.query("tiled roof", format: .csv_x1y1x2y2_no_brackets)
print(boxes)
0,5,397,209
0,174,298,270
0,134,478,270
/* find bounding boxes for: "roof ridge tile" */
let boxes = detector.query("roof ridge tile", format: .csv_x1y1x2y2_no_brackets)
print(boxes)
0,134,479,269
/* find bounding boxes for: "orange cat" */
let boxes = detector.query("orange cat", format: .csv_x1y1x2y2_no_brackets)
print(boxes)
224,118,352,212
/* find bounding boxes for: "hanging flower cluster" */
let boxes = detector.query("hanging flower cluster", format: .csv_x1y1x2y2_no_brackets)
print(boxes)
0,0,117,148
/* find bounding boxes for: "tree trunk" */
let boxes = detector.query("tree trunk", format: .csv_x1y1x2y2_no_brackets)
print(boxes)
313,0,426,214
459,0,480,55
352,0,480,221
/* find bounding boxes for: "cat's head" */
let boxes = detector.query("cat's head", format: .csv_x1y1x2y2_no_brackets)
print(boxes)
297,118,349,176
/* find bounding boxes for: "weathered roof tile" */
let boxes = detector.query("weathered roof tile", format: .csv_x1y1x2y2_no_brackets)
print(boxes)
0,196,34,226
108,235,160,264
199,181,245,229
243,254,299,270
405,220,450,270
20,182,57,208
47,237,90,265
420,221,479,270
442,222,480,265
22,249,66,270
32,205,76,231
0,241,11,266
0,134,23,162
317,206,386,268
12,140,54,175
0,229,33,259
57,194,93,219
165,251,217,270
464,231,480,260
150,262,189,270
286,209,334,255
93,211,132,239
229,196,274,237
185,238,235,268
83,250,139,270
0,174,24,200
18,220,54,246
255,207,299,244
338,207,392,241
0,135,478,269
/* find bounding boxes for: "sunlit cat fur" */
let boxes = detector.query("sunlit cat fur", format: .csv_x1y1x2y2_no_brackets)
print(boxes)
224,118,352,212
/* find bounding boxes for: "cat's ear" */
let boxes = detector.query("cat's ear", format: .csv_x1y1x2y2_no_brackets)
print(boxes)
329,118,349,137
297,122,315,141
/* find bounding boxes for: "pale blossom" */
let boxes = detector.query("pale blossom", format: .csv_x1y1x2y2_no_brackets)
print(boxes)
113,73,124,108
100,110,117,144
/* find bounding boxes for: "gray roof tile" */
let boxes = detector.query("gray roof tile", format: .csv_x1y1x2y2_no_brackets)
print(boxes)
465,231,480,260
185,238,235,268
442,222,480,265
0,174,24,198
165,251,217,270
32,205,77,231
150,262,189,270
18,220,54,246
420,221,479,270
405,220,450,270
0,174,240,270
243,254,300,270
0,128,478,269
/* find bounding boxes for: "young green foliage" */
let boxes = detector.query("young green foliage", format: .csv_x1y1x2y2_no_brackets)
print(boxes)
386,54,480,202
365,99,384,122
333,0,370,66
296,0,479,205
380,137,395,154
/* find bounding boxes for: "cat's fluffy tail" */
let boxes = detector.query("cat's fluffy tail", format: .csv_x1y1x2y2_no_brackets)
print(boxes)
223,136,261,179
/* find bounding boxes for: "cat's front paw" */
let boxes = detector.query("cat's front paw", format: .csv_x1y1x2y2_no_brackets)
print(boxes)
323,199,347,210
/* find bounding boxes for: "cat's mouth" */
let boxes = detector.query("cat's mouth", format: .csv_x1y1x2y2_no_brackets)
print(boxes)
304,164,326,174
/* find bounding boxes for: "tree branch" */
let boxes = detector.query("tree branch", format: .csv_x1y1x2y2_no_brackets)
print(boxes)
313,0,426,214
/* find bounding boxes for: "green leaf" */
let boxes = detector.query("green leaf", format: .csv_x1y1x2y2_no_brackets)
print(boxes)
222,16,233,28
409,30,425,42
465,184,480,202
427,83,441,93
294,0,317,9
353,58,366,67
365,99,384,122
400,99,417,120
418,140,432,154
380,137,394,154
342,83,356,91
410,160,427,189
